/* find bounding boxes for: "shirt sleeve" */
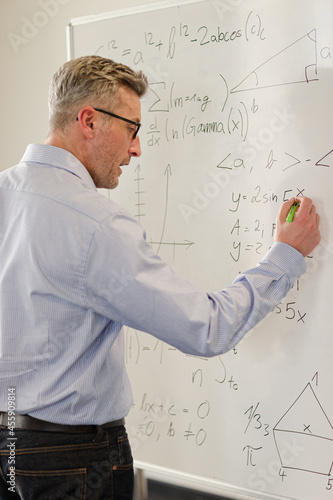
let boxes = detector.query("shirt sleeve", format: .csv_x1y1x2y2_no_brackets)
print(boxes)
83,211,306,357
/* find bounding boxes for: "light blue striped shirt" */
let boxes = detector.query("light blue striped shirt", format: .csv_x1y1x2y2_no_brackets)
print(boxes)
0,144,306,425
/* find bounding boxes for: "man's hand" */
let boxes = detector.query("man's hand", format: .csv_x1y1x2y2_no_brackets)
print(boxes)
275,197,321,257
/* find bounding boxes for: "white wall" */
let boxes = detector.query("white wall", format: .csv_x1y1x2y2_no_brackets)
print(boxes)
0,0,159,172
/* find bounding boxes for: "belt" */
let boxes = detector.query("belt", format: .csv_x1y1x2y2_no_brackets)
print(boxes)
0,412,125,433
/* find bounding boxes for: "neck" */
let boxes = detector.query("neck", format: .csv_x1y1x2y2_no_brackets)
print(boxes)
44,131,88,167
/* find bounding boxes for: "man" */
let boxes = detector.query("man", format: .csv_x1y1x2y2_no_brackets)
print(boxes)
0,56,320,499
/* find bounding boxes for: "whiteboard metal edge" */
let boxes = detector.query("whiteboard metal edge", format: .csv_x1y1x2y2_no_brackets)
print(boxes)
134,460,298,500
68,0,206,27
66,24,74,61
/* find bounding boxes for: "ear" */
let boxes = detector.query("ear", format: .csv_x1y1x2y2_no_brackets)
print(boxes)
76,107,96,140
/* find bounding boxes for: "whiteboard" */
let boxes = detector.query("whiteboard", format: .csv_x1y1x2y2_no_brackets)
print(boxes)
68,1,333,498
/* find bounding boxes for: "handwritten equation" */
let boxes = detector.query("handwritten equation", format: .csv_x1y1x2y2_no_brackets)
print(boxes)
71,1,333,498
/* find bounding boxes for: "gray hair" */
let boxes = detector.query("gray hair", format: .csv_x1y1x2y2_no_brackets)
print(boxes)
48,55,148,132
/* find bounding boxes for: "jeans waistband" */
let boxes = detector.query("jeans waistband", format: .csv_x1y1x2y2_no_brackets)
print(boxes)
0,412,125,433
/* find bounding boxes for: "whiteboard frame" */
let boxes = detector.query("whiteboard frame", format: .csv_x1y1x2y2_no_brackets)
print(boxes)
134,460,291,499
66,0,205,60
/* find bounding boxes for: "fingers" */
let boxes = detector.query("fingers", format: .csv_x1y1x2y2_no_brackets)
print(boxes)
296,196,314,217
295,198,320,231
275,196,321,257
279,197,314,223
308,203,319,227
278,198,296,221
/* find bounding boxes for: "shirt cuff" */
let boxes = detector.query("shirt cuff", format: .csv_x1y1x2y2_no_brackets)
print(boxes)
260,242,306,282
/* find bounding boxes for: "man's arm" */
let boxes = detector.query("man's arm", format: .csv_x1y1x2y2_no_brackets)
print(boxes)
83,197,320,357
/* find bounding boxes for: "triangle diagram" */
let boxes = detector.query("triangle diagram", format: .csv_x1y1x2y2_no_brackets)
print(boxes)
274,383,333,440
231,29,318,93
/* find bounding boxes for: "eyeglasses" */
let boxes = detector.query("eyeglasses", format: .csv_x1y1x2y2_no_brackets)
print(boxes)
94,108,141,139
76,108,141,138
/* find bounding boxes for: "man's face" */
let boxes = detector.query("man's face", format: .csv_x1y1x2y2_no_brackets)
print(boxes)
89,86,142,189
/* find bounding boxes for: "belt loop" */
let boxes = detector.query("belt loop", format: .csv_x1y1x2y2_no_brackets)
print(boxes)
93,425,104,443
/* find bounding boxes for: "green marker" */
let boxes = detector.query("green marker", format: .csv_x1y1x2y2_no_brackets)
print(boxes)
286,200,299,222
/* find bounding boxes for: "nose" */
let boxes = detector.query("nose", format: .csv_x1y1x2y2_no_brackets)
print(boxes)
129,135,141,158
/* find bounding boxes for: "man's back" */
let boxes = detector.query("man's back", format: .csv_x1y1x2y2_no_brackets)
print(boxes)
0,144,132,425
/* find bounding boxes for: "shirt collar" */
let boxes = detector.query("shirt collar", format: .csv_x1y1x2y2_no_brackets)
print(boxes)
20,144,97,191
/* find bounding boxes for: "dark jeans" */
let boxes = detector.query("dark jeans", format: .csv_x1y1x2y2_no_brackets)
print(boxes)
0,424,134,499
